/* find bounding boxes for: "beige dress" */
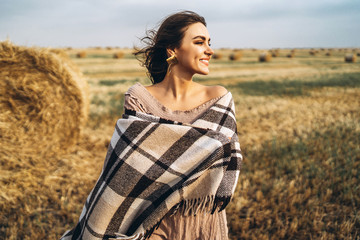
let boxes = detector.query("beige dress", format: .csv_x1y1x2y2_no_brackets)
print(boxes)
123,82,229,240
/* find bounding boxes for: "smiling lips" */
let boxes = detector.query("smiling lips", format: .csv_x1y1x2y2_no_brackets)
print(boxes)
200,58,210,66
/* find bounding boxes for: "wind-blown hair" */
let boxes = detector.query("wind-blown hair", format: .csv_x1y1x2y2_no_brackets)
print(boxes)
134,11,206,84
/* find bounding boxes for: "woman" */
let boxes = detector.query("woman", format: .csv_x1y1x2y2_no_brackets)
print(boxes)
61,11,242,240
127,11,231,239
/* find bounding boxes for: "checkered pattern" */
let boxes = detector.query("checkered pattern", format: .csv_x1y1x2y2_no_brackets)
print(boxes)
61,92,242,240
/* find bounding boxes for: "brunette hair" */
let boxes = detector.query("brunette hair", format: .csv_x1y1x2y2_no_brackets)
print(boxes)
134,11,206,84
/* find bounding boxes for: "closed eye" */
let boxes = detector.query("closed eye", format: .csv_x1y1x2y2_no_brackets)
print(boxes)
195,41,211,47
193,36,211,47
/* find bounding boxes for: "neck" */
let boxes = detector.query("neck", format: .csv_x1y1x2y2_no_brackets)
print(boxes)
159,69,195,100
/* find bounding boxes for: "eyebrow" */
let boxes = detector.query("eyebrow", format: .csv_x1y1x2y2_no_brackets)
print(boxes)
192,36,211,42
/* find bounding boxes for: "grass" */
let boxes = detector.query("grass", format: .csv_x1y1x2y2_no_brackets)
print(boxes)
83,69,143,75
228,123,360,239
226,72,360,96
98,79,128,86
89,91,124,128
69,53,135,59
193,74,258,82
211,60,260,65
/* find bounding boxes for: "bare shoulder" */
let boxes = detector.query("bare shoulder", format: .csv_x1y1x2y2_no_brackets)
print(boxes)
144,84,158,96
144,84,153,91
206,85,228,99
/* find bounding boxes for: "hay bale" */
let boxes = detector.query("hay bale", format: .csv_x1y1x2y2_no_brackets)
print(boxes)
270,49,280,57
259,52,272,62
0,41,89,156
229,51,243,61
212,53,222,60
309,50,317,56
113,51,125,59
50,48,70,59
357,53,360,57
76,51,87,58
325,52,332,56
344,53,356,63
287,52,295,58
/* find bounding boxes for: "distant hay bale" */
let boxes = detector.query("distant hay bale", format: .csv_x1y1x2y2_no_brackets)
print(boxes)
76,51,87,58
229,51,243,61
113,51,125,59
212,53,222,59
287,52,295,58
344,53,357,63
259,52,272,62
309,50,318,56
325,52,332,56
270,49,280,57
0,41,89,156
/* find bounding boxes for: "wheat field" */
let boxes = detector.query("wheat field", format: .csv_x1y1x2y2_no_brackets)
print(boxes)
1,47,359,239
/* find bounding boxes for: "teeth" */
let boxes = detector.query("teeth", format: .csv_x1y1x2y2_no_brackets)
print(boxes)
200,59,209,63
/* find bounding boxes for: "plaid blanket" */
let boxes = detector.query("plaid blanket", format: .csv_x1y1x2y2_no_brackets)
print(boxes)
61,92,242,240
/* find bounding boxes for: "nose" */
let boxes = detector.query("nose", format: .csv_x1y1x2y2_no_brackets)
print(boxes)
205,45,214,56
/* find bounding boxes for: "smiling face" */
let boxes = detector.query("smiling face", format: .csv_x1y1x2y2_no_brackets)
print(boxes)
172,22,214,76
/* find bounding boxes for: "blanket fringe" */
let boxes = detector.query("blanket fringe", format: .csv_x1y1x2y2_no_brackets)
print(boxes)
141,195,231,239
181,195,215,216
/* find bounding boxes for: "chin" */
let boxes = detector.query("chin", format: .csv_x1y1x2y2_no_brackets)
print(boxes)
197,69,210,75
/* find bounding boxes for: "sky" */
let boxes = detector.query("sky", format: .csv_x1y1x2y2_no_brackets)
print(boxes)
1,0,359,49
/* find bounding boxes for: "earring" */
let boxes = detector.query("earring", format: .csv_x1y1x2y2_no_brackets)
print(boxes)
166,55,178,73
166,55,178,64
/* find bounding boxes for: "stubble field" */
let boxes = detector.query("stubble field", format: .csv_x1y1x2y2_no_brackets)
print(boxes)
1,47,359,239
